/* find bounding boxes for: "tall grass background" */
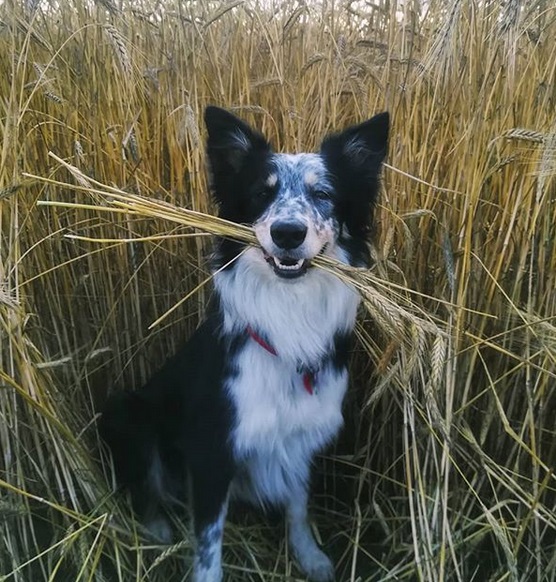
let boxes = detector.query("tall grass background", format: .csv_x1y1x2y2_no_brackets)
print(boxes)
0,0,555,580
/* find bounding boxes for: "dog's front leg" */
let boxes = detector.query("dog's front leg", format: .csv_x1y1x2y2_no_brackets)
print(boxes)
192,500,228,582
286,484,335,582
190,452,233,582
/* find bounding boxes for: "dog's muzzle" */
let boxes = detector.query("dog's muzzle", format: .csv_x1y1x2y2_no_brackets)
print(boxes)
265,220,309,278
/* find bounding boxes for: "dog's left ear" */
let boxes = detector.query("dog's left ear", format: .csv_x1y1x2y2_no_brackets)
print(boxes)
320,112,389,240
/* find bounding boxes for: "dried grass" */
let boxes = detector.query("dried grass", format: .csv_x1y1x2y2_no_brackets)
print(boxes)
1,0,555,580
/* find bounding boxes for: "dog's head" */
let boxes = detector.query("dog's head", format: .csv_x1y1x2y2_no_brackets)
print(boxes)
205,106,389,277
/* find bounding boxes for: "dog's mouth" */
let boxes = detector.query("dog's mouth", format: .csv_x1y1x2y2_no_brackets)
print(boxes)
263,251,310,279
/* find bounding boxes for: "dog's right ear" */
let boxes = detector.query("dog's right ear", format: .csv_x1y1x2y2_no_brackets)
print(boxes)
204,107,271,198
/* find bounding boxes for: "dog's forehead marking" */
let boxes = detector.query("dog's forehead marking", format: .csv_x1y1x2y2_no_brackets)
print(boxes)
270,153,330,194
272,152,325,172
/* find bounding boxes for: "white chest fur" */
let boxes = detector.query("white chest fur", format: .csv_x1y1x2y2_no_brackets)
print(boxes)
231,342,348,453
215,248,360,506
228,342,348,505
215,247,359,368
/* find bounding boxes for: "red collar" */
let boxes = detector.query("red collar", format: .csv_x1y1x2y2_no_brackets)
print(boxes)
246,325,315,395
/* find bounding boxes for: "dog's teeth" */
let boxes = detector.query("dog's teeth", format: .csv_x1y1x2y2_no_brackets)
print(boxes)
273,257,304,270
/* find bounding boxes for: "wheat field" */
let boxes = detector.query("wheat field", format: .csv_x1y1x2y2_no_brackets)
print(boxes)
0,0,555,580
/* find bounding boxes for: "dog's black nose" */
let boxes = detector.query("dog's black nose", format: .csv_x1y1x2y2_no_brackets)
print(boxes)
270,221,307,250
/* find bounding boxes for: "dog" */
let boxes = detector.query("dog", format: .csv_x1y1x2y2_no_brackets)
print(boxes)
99,106,389,582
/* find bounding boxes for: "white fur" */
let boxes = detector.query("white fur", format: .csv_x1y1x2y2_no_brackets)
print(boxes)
215,242,359,520
266,173,278,187
214,246,359,368
229,347,348,505
287,485,335,582
303,169,319,186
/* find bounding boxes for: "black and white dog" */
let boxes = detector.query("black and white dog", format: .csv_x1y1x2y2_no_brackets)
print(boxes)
99,106,389,582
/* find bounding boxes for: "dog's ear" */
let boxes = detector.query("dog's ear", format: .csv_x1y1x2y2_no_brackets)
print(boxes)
320,112,389,240
204,107,271,203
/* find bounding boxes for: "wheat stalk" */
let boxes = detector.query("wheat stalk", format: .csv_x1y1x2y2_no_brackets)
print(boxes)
2,1,556,580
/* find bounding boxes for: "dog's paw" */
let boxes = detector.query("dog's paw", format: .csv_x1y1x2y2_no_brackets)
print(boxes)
297,547,335,582
144,516,173,544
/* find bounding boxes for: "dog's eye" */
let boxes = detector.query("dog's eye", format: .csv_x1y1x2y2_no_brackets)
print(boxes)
257,189,272,199
313,190,331,201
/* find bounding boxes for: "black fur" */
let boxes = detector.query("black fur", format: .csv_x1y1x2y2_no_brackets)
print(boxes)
99,309,239,533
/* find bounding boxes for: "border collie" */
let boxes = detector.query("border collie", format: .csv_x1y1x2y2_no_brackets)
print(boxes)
99,106,389,582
